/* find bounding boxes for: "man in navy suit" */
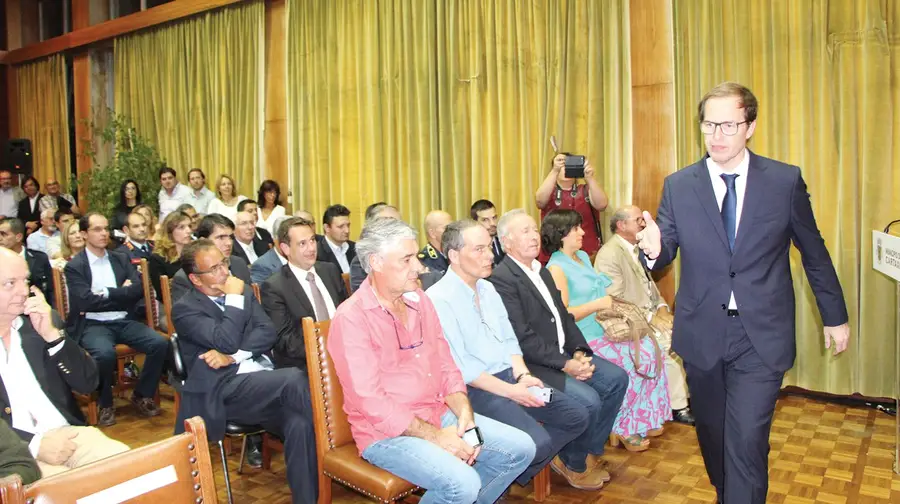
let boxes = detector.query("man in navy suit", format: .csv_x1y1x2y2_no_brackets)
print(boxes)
637,82,849,504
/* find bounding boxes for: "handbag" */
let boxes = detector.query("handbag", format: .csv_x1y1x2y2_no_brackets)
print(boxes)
595,297,662,378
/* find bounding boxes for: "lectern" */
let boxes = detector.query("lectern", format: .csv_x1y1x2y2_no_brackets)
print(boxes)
872,230,900,474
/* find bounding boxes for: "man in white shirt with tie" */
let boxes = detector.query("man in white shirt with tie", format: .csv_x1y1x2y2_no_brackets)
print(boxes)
260,217,348,369
232,211,264,265
0,247,128,477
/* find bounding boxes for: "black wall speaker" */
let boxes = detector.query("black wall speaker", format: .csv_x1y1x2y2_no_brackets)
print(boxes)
5,139,32,177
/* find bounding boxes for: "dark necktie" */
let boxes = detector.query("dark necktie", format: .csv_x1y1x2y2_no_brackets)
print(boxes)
306,271,331,321
720,174,739,251
213,296,226,309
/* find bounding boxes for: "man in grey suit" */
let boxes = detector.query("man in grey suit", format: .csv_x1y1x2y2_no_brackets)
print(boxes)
250,216,291,285
637,82,849,504
171,214,251,303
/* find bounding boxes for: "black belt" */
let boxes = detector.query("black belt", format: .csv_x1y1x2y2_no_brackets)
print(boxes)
726,309,740,317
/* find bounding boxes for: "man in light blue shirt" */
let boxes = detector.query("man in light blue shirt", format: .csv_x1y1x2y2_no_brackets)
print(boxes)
186,169,215,215
427,220,603,490
25,209,59,255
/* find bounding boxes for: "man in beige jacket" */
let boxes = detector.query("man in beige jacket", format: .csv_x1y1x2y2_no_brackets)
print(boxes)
593,205,694,425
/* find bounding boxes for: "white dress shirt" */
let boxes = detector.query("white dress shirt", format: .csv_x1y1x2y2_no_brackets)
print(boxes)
157,183,191,221
508,256,566,354
208,294,273,374
706,149,750,310
256,206,286,235
85,249,128,321
26,230,59,255
27,196,39,214
287,263,337,320
236,239,258,264
206,196,248,224
0,188,19,217
324,236,351,274
186,187,215,215
46,235,62,259
0,317,69,456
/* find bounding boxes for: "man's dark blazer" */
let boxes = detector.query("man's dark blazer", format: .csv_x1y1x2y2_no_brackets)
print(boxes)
171,286,277,441
0,314,98,442
170,256,251,304
63,249,145,342
16,196,43,232
649,151,847,372
316,236,356,272
255,227,274,249
25,249,54,312
491,236,506,266
231,236,270,265
260,262,348,369
488,256,592,390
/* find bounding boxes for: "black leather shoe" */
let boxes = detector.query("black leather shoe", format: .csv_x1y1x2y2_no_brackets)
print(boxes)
672,407,696,425
244,434,263,468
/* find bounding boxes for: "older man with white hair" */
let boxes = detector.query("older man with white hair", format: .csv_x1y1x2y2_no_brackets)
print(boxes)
329,218,536,503
26,209,59,255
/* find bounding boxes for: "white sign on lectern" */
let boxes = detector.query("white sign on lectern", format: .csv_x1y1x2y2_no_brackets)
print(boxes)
872,230,900,474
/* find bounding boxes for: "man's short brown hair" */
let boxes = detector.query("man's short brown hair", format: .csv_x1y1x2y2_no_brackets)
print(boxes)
277,217,315,246
698,82,758,123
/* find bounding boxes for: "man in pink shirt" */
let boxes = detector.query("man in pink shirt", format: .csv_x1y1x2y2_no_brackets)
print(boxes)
329,217,536,503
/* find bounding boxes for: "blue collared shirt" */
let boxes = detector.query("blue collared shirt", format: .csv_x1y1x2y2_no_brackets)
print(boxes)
426,267,522,383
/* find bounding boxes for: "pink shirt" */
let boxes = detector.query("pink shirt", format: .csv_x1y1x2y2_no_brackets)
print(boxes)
328,278,467,454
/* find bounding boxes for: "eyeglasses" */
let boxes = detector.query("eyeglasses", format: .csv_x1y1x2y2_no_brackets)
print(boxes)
380,304,424,350
193,257,231,276
699,120,748,136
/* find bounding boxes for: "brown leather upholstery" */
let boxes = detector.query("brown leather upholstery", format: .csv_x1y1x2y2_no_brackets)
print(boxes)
0,416,218,504
341,273,351,295
303,317,418,503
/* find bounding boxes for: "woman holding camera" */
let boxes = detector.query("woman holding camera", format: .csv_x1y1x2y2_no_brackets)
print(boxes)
535,154,608,263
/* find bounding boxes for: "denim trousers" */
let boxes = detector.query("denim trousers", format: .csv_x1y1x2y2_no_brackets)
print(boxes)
362,409,536,504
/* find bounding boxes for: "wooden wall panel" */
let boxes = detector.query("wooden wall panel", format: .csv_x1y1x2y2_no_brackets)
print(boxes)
72,0,91,209
629,0,676,304
264,0,288,206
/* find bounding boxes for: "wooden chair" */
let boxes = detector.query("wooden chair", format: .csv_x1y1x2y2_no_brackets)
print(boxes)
139,257,165,337
52,266,98,426
303,317,419,503
0,416,218,504
341,272,351,294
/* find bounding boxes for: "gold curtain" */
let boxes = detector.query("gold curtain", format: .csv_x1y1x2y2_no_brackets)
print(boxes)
674,0,900,397
286,0,631,232
14,54,71,189
113,0,264,198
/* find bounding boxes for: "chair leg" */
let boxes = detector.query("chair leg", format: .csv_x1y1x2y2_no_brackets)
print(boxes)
153,388,160,407
534,465,551,502
237,435,247,475
317,474,332,504
223,436,233,455
86,398,98,426
218,440,234,504
261,433,272,470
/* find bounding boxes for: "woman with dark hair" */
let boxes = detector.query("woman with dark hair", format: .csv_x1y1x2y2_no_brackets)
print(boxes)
17,176,43,234
256,179,285,235
543,209,670,452
111,179,142,231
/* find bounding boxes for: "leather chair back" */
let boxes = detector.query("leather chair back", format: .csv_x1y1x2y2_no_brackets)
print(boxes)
159,275,175,337
303,318,353,449
0,417,217,504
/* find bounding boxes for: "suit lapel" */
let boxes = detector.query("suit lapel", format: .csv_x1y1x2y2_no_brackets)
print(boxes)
732,151,767,256
503,259,554,315
616,238,649,282
691,160,730,251
282,266,316,315
315,262,341,304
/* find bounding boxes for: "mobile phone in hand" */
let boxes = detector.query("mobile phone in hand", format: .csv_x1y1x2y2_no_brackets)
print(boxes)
462,426,484,447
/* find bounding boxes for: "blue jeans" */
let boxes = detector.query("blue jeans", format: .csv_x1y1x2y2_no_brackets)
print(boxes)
362,409,536,504
466,368,589,485
559,355,628,472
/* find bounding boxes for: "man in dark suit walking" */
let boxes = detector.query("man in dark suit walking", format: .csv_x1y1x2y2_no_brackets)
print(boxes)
64,213,167,426
0,218,55,311
488,209,627,489
637,82,849,504
260,217,348,369
172,239,317,503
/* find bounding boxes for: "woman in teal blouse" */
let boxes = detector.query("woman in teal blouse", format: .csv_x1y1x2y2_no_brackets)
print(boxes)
544,210,671,451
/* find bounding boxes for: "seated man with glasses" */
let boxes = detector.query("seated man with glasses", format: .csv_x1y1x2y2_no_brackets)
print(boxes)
329,218,536,503
170,214,252,303
426,220,596,490
171,239,317,503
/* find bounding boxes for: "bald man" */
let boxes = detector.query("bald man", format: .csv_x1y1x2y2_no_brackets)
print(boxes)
418,210,453,275
294,210,323,241
0,248,129,478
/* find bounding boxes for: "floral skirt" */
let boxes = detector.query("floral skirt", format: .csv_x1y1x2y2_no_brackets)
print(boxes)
589,335,672,437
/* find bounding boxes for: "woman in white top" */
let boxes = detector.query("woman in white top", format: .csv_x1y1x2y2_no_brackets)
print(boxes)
256,179,286,235
206,174,248,224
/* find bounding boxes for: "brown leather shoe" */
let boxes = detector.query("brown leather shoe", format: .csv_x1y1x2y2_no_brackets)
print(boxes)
98,407,116,427
585,454,612,482
549,456,605,491
131,396,161,417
